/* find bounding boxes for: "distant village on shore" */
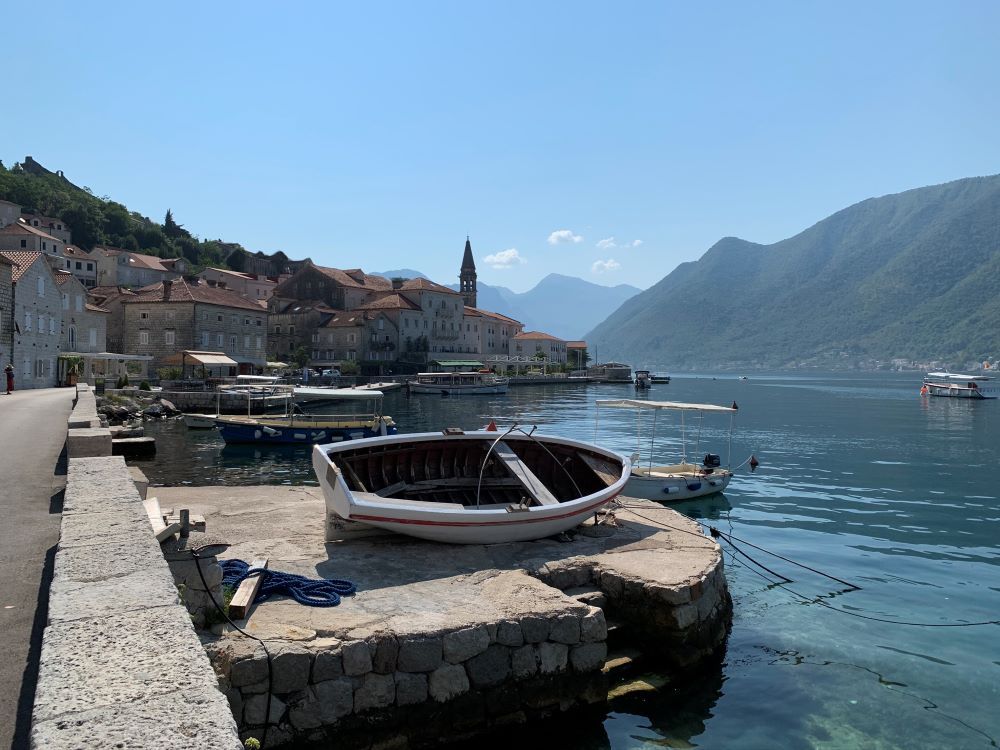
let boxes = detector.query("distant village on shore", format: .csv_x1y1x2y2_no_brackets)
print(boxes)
0,198,592,389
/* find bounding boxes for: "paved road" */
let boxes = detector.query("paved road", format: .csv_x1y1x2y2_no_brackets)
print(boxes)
0,388,73,750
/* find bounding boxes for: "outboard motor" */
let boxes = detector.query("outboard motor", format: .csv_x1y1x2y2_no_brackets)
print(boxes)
702,453,721,468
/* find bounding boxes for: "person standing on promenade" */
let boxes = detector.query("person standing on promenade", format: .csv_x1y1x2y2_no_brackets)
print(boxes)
4,363,13,394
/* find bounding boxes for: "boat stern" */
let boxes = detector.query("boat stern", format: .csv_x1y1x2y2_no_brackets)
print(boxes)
312,443,356,537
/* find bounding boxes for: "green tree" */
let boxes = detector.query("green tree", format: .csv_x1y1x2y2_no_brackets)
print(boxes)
291,345,310,368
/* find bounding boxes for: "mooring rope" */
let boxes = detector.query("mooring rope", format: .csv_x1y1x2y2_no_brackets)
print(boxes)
220,559,357,607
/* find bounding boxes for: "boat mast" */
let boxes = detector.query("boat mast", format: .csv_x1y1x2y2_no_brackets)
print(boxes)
649,408,657,473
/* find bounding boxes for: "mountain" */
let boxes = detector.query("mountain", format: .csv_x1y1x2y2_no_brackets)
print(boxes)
373,269,428,280
586,175,1000,369
504,274,641,339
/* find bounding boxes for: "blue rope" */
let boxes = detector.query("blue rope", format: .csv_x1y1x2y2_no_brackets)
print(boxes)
220,558,356,608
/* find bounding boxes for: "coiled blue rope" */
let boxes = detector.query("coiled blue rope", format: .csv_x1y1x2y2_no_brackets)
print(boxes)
220,559,356,607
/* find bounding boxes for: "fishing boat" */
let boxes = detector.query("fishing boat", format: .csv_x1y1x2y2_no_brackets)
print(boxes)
183,413,217,429
312,428,630,544
408,371,509,395
650,373,671,384
595,398,739,502
920,372,998,399
634,370,653,390
215,390,396,444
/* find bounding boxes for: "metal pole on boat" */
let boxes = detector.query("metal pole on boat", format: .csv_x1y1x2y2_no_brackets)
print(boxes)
594,403,600,443
649,408,657,473
728,411,734,469
681,410,686,464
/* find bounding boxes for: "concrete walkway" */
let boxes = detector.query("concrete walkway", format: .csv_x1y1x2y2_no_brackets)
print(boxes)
0,388,74,750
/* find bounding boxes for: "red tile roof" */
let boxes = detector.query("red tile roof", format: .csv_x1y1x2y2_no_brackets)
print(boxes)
0,250,46,282
466,307,523,326
126,252,183,272
566,340,587,348
0,222,61,242
63,244,90,257
320,312,366,328
513,331,566,342
85,303,110,313
310,264,392,291
399,277,461,295
120,278,264,311
357,293,421,311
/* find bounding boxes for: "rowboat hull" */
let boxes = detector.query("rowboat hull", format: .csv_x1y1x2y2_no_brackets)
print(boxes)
312,431,629,544
216,416,396,444
407,382,509,395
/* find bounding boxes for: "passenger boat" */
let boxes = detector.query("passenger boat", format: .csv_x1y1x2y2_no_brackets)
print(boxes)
408,371,509,395
215,390,396,444
634,370,653,390
920,372,998,399
312,429,630,544
650,373,671,384
595,398,739,502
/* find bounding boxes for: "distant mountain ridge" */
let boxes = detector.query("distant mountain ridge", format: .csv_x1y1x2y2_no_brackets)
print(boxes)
586,175,1000,369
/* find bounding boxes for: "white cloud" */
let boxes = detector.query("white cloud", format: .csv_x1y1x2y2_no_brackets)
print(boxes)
630,239,643,247
596,237,616,250
548,229,583,245
591,258,621,274
484,248,526,269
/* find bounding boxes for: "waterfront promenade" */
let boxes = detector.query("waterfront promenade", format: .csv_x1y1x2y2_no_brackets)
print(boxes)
0,388,73,750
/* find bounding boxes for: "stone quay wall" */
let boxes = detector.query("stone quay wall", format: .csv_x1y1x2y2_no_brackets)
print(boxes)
30,452,242,749
66,383,111,457
206,606,610,748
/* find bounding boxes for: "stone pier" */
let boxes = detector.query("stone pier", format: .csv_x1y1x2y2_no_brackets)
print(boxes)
157,485,731,748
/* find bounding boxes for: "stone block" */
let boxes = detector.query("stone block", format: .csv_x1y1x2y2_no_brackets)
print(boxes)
443,624,490,663
537,642,569,675
354,672,396,712
244,693,286,726
31,685,242,750
549,613,581,645
570,642,607,672
58,508,150,549
465,644,511,688
230,650,269,688
510,644,538,678
496,620,524,647
520,615,550,643
226,689,243,722
580,607,607,643
696,583,723,621
129,465,149,500
428,664,469,702
33,606,219,722
397,636,443,672
394,672,428,706
670,603,699,630
53,538,165,584
313,678,354,722
313,649,344,681
67,428,112,458
288,687,324,731
270,643,312,694
646,581,692,606
369,632,399,674
342,640,373,676
46,567,180,624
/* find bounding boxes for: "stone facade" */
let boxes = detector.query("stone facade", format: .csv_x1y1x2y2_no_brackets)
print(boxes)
0,223,66,266
0,251,63,388
198,267,276,303
59,245,98,288
0,198,20,229
0,255,13,367
511,331,568,365
56,273,107,354
91,246,187,288
21,212,72,243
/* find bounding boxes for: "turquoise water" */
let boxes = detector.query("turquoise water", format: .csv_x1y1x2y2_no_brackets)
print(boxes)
141,373,1000,749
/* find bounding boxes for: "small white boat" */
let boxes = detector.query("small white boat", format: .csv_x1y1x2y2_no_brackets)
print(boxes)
408,371,509,395
595,398,739,502
634,370,652,390
356,381,403,392
183,413,218,429
921,372,998,399
312,429,629,544
293,386,389,404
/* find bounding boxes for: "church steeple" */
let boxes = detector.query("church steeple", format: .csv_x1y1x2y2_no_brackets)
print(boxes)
459,236,477,308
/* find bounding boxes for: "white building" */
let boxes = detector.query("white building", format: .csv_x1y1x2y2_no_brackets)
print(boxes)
0,251,63,388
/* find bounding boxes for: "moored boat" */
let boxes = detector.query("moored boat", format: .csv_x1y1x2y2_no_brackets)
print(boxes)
595,398,739,502
920,372,998,399
634,370,653,390
215,390,395,444
650,373,671,384
408,371,509,395
312,429,630,544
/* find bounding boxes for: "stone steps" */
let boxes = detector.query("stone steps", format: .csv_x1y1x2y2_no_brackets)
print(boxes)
564,585,608,609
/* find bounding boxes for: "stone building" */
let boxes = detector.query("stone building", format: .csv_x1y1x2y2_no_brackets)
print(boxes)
510,331,568,365
268,300,338,361
270,263,391,313
20,212,72,243
0,222,66,266
0,251,64,388
0,199,20,229
98,277,267,373
467,307,524,358
0,254,13,367
60,245,98,288
55,272,107,354
91,246,188,288
459,236,477,307
198,267,276,302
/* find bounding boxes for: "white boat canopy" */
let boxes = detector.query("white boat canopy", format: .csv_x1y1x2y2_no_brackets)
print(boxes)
596,398,737,413
925,372,991,381
295,387,384,400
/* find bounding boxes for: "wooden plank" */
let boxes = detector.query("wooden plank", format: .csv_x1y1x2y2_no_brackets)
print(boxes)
493,441,559,506
579,452,620,487
164,514,206,530
228,558,268,620
155,522,182,543
143,496,166,533
374,481,408,497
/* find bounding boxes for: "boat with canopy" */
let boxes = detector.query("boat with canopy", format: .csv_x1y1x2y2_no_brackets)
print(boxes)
920,372,998,399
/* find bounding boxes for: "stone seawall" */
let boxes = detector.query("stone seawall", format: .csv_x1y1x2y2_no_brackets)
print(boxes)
30,452,242,749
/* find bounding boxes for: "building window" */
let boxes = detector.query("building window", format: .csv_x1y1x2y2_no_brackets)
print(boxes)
217,315,223,322
62,293,69,310
68,327,76,348
89,328,97,347
217,333,223,346
244,318,250,326
76,296,83,312
244,335,251,349
274,325,281,335
87,263,93,271
75,261,82,270
24,312,32,331
139,330,149,345
42,242,47,251
38,314,45,334
20,239,26,248
140,311,149,320
255,335,262,349
230,335,237,350
49,318,56,335
201,331,210,347
38,277,45,296
289,326,295,336
378,319,384,330
166,311,174,322
256,319,262,327
165,330,175,345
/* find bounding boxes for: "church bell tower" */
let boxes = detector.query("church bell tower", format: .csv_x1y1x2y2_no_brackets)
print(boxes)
459,236,477,308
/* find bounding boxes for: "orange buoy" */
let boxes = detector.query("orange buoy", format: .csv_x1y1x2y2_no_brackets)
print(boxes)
485,419,498,432
920,385,929,396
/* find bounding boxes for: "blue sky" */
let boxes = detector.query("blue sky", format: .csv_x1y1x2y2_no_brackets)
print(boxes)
5,2,999,291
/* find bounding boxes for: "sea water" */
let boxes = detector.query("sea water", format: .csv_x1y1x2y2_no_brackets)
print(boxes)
140,373,1000,749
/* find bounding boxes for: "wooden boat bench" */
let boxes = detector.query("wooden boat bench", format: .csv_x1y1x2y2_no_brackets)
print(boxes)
493,441,559,506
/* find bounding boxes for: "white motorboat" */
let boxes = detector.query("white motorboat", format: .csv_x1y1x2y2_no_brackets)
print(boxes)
595,398,739,502
312,429,629,544
408,371,509,395
634,370,653,390
920,372,998,399
183,413,218,429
